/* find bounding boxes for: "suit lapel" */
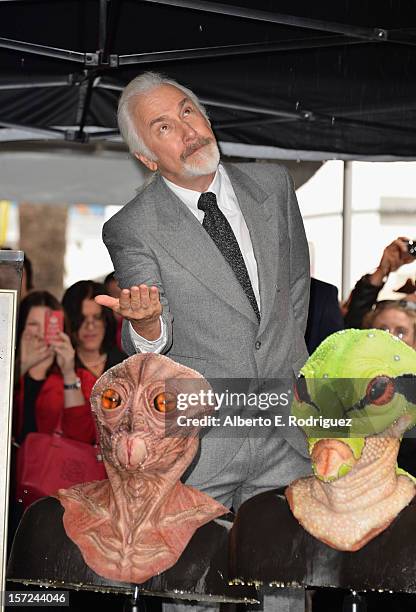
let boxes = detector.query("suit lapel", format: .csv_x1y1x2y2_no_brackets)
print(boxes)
224,164,279,334
148,175,258,324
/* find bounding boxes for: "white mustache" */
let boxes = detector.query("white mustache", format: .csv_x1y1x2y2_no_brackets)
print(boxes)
181,138,212,161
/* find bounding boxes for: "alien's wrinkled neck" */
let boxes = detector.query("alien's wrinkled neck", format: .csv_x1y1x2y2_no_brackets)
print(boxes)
102,437,199,532
312,435,401,512
105,465,175,519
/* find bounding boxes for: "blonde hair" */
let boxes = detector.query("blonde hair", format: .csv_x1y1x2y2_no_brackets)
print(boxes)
362,301,416,346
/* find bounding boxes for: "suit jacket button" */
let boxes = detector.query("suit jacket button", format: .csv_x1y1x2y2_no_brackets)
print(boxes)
255,341,261,350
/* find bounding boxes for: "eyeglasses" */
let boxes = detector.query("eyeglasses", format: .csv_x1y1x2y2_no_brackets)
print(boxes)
80,314,104,328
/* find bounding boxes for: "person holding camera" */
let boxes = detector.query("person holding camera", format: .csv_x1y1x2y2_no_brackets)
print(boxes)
344,237,416,329
14,282,126,447
14,290,98,446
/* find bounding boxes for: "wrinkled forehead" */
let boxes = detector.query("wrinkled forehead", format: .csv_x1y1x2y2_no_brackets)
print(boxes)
93,353,205,396
132,84,190,123
373,308,413,329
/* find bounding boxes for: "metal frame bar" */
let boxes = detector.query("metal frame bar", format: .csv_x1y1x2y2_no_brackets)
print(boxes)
385,27,416,47
0,79,70,90
115,35,363,66
99,0,109,53
214,104,416,138
328,114,416,136
387,35,416,47
199,97,309,120
318,102,416,119
95,81,123,91
0,121,66,136
70,0,122,145
215,116,293,130
74,76,95,141
218,98,416,132
102,0,121,62
138,0,387,41
87,129,120,139
0,37,85,63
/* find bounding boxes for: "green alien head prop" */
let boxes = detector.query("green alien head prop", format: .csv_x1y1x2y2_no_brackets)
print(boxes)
286,328,416,551
292,328,416,482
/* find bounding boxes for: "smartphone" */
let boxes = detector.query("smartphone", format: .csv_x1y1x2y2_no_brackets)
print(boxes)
44,310,64,344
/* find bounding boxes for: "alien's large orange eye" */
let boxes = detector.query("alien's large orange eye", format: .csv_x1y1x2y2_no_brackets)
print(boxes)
154,392,177,413
101,389,122,410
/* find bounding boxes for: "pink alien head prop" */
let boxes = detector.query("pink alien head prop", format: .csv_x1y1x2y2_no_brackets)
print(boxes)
57,353,227,583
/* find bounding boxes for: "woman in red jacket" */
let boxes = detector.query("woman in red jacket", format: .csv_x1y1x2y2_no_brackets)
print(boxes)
13,285,126,511
14,291,99,445
61,280,126,383
16,283,126,444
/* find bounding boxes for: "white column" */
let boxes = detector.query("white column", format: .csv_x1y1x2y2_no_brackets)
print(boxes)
0,250,23,612
342,161,353,300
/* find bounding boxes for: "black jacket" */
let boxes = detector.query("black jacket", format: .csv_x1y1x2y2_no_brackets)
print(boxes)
344,274,382,329
305,278,344,354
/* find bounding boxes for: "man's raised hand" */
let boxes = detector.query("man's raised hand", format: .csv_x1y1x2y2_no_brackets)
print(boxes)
95,284,162,340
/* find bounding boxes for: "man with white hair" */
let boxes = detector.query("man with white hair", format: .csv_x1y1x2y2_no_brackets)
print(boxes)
97,72,311,611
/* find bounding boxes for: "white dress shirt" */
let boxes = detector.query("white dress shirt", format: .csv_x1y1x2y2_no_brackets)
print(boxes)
130,163,260,353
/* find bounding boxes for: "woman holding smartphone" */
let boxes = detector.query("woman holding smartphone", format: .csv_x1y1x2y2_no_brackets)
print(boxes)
11,284,126,524
62,280,126,381
15,283,126,445
14,290,99,445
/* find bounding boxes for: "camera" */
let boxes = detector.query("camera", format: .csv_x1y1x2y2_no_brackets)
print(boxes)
407,240,416,257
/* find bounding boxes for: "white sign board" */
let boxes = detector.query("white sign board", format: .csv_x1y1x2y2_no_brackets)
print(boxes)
0,290,18,611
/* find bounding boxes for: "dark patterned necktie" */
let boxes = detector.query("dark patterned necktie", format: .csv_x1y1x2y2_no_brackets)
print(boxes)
197,191,260,322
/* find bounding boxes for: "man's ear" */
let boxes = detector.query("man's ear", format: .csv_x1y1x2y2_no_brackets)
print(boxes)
134,152,158,172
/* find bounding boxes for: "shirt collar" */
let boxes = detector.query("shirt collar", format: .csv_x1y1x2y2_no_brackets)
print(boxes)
162,165,224,214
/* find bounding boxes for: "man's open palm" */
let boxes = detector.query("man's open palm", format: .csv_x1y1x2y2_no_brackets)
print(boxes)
95,284,162,331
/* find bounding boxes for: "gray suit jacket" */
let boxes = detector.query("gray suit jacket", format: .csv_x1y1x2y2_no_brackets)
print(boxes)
103,163,310,382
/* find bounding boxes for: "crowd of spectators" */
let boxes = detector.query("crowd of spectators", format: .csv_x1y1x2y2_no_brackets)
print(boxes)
305,237,416,358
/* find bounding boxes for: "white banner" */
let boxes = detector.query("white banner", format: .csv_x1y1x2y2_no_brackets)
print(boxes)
0,290,18,612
